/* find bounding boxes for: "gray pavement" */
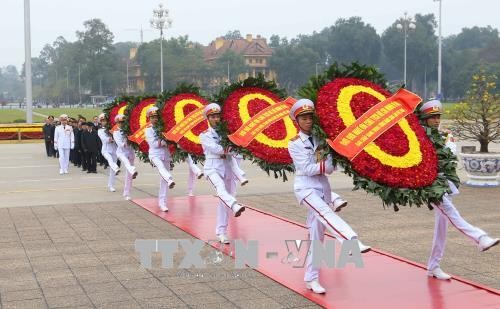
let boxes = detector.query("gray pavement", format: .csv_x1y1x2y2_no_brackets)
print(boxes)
0,142,499,308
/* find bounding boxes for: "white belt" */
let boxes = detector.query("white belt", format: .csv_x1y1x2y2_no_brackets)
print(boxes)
206,155,227,159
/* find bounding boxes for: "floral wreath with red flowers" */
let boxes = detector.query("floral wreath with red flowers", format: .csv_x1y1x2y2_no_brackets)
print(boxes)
299,62,451,210
155,83,209,165
124,95,159,163
213,74,296,181
102,97,132,132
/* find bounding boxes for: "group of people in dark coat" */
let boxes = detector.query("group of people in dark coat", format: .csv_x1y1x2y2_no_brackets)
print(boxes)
43,115,115,174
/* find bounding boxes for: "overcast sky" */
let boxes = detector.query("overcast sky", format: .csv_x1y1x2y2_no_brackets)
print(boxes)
1,0,499,70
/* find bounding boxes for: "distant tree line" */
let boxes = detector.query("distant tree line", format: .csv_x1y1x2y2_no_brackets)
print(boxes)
1,15,498,104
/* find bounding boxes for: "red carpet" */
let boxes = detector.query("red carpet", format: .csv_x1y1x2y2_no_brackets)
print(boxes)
132,195,500,308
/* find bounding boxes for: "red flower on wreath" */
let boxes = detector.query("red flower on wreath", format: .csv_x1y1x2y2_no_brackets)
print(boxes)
222,87,297,164
316,78,438,188
109,101,128,129
161,93,208,156
129,98,157,155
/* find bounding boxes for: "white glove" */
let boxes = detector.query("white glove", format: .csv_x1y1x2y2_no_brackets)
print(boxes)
445,141,457,155
324,155,334,175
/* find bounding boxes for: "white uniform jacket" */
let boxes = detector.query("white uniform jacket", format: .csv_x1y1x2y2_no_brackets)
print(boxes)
200,127,231,178
113,129,134,156
54,124,74,150
145,125,171,161
98,128,117,154
288,131,334,204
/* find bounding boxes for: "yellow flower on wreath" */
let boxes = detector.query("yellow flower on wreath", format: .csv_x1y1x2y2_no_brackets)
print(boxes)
174,99,204,145
238,93,297,149
336,85,422,168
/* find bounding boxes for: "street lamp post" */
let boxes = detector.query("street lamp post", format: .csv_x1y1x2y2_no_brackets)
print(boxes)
78,64,82,106
150,3,172,93
65,67,69,106
434,0,443,99
24,0,33,123
396,12,416,87
126,59,130,94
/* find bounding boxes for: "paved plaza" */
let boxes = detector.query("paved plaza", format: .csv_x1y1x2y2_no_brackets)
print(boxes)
0,142,498,308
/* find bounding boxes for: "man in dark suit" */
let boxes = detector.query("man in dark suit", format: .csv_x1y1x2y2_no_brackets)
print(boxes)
82,122,100,173
42,115,54,157
50,118,58,158
72,118,83,168
79,121,89,171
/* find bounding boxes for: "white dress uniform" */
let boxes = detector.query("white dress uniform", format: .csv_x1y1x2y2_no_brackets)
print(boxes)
98,127,119,190
113,120,137,199
200,126,243,236
419,100,497,278
53,117,74,174
199,103,245,240
288,99,364,288
187,154,203,196
145,107,175,211
289,131,359,281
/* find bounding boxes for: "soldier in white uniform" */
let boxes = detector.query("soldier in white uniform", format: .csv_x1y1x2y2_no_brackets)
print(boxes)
199,103,246,244
288,99,370,294
186,154,203,196
145,107,175,212
97,113,120,192
53,114,74,174
418,100,499,280
113,114,138,200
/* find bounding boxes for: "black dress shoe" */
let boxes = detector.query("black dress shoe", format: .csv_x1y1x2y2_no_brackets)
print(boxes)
87,170,92,173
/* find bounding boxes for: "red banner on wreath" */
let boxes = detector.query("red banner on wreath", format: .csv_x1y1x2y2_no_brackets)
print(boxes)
163,106,206,143
228,97,297,147
128,122,150,144
328,88,422,160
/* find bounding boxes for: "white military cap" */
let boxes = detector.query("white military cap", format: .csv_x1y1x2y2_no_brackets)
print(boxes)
289,98,315,121
419,99,443,118
203,103,221,119
59,114,68,119
98,113,107,120
146,106,159,117
114,114,125,122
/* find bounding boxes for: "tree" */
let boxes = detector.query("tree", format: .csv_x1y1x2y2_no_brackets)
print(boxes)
381,14,437,94
449,69,499,152
0,66,24,100
443,27,500,99
269,39,320,94
76,19,118,95
136,36,207,92
222,30,243,40
446,26,498,51
214,50,246,82
323,17,381,65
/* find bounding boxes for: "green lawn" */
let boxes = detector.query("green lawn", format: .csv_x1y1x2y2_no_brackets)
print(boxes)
0,107,103,124
36,108,103,121
0,110,45,124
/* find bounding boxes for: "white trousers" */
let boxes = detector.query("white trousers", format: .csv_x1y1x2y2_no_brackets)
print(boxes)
58,148,70,172
229,156,246,183
302,191,357,282
150,156,173,208
117,151,135,197
187,155,202,193
206,172,237,236
102,152,118,188
427,194,486,271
